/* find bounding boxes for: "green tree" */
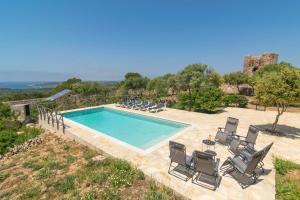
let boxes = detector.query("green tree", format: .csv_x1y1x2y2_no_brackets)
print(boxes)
193,87,224,112
167,75,179,96
176,64,221,111
53,78,82,92
147,76,169,98
122,72,149,95
223,71,249,93
255,65,300,131
177,64,209,111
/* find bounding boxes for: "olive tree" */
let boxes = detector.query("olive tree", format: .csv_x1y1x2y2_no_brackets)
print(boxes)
147,76,169,98
255,65,300,131
122,72,149,96
176,64,222,111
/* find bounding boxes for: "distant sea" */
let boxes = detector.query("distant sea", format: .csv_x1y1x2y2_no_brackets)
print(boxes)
0,82,59,90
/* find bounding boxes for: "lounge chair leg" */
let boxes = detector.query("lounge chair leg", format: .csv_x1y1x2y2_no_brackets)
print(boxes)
168,162,173,174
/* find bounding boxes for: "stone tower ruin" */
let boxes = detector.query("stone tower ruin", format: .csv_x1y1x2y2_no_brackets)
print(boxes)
243,52,279,76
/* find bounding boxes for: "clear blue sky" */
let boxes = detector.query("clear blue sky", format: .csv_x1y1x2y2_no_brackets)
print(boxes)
0,0,299,81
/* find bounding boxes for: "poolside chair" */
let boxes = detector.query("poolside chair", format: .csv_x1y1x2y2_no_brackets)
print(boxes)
140,102,155,111
234,125,259,147
120,100,131,108
215,117,239,145
222,149,265,187
168,141,193,181
126,99,138,109
192,151,221,190
228,125,259,154
149,102,166,113
239,142,273,172
132,101,145,110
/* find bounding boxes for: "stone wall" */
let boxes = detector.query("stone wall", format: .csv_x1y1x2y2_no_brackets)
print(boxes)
243,52,278,76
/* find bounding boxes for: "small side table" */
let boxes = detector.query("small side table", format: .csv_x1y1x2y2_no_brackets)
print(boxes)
202,139,216,151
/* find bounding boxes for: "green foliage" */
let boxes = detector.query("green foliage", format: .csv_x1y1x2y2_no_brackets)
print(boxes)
0,89,51,102
145,191,167,200
255,65,300,106
77,158,144,191
54,175,76,193
147,76,169,97
36,168,52,180
0,172,9,183
253,62,296,80
84,191,97,200
0,127,41,155
274,158,300,176
223,95,248,108
23,160,44,171
0,118,22,131
53,77,82,92
102,188,120,200
176,92,194,110
193,87,224,112
122,72,149,93
65,155,77,164
275,158,300,200
23,187,40,198
175,64,222,111
144,181,174,200
0,131,18,155
254,64,300,130
0,103,12,118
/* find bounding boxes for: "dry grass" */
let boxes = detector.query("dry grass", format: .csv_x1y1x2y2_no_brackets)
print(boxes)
0,133,182,200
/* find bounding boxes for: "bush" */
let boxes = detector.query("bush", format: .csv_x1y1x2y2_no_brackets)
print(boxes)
176,92,193,110
193,87,224,113
0,131,18,154
0,118,22,131
0,103,13,118
223,95,248,108
0,127,41,155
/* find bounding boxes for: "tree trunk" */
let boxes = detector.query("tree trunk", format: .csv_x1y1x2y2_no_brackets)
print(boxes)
272,103,287,132
188,88,192,111
237,85,240,94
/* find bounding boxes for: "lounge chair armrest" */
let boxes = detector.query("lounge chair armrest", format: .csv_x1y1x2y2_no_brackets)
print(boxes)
232,134,245,140
214,158,220,172
218,127,225,131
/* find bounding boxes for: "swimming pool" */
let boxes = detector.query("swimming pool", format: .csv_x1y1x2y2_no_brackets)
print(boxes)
63,107,188,151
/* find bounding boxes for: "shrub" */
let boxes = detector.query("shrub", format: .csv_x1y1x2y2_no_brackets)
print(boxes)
0,118,22,131
14,127,41,145
0,127,41,155
223,95,248,108
0,131,18,154
176,92,192,110
0,103,12,118
193,87,224,113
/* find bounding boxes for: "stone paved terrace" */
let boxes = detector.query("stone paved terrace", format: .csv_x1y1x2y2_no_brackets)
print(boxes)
49,105,300,200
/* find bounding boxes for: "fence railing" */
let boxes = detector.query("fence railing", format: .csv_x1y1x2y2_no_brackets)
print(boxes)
37,105,65,133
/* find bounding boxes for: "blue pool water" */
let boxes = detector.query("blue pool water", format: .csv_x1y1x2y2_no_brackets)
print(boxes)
63,107,188,150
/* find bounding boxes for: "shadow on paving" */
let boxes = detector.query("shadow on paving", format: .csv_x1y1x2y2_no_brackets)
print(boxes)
255,124,300,139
